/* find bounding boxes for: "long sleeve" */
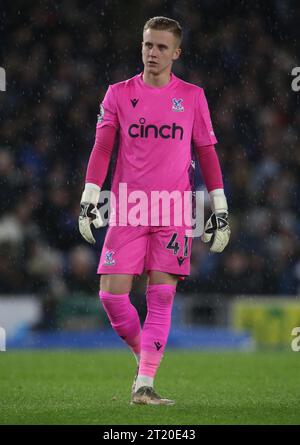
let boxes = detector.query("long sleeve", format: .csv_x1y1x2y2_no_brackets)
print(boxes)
85,125,117,187
194,144,224,192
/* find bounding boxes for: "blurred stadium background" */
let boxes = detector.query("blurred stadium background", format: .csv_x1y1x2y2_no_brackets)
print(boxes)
1,0,300,354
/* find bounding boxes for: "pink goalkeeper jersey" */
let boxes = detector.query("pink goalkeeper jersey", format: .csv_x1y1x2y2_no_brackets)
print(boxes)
97,72,217,226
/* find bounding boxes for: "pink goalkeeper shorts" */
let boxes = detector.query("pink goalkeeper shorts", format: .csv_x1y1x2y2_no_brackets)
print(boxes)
97,225,192,279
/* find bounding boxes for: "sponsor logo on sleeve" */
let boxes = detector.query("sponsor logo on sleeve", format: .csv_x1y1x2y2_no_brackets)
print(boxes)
97,104,105,123
0,67,6,92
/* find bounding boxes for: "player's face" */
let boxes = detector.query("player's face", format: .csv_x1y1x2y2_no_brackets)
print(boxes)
142,29,181,75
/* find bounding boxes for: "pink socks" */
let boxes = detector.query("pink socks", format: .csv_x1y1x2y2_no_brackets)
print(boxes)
99,283,176,386
99,291,141,356
139,284,176,379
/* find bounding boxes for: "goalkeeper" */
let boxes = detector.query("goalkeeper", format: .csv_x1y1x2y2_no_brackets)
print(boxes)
79,16,230,406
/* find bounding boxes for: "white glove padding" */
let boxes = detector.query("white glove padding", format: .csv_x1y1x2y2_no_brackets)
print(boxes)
79,202,105,244
78,183,104,244
201,212,230,253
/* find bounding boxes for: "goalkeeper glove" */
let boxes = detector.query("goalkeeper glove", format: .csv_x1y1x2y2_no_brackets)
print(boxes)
201,189,230,253
79,183,104,244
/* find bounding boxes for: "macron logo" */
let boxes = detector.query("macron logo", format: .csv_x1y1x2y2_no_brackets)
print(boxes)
131,98,139,108
177,256,185,266
154,341,163,351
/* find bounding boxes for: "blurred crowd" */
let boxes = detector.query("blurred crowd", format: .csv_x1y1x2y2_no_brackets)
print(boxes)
0,0,300,319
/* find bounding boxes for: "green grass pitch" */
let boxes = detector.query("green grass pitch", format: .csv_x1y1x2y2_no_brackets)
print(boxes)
1,350,300,425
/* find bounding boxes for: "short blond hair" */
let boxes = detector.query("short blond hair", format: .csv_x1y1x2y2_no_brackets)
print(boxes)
143,16,182,45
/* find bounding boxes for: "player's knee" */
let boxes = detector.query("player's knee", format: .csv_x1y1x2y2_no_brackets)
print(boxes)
159,289,175,306
147,285,176,306
100,274,133,294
